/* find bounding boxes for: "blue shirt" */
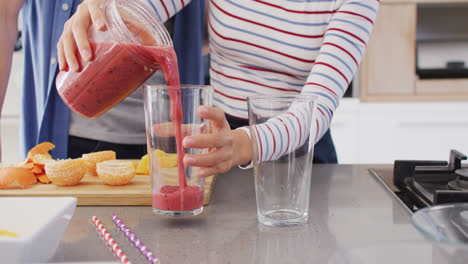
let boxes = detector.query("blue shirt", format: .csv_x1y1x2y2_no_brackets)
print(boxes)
20,0,205,159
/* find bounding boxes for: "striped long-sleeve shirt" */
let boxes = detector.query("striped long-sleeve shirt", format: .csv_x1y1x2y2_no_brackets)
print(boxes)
208,0,380,162
145,0,191,22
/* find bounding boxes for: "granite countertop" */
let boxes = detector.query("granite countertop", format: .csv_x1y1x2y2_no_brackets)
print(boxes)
49,165,448,264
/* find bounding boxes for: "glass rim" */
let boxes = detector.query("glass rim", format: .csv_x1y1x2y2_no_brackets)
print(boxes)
105,0,173,67
247,94,318,103
107,0,172,46
143,84,213,91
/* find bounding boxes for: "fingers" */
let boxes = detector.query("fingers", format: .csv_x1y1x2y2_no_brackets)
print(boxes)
183,133,230,149
72,4,92,61
57,40,67,71
88,0,106,30
185,151,233,178
152,123,204,137
60,20,80,72
198,106,228,129
184,150,231,168
196,167,222,178
57,0,107,71
152,123,176,137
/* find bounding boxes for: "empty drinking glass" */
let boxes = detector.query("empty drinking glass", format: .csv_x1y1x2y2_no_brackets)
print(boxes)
248,94,318,226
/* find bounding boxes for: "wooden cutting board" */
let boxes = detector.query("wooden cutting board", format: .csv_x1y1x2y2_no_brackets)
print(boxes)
0,163,217,206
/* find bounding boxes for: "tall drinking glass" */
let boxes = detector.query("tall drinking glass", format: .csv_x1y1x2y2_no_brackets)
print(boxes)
248,95,318,226
144,85,213,217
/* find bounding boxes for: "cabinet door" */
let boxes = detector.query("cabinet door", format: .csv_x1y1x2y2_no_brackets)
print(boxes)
357,105,400,163
360,4,417,99
357,102,468,163
330,99,360,164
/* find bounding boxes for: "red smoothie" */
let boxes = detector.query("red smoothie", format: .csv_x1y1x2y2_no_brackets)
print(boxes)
152,185,204,211
56,42,158,118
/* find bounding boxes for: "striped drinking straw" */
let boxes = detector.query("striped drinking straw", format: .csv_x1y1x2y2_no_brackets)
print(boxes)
92,216,131,264
111,213,160,264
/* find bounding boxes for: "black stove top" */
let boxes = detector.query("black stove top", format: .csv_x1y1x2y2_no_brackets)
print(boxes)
391,150,468,212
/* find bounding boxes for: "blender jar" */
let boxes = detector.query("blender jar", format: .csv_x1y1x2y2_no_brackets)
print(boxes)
55,0,172,118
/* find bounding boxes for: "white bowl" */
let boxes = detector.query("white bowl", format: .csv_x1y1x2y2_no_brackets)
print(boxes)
0,197,77,263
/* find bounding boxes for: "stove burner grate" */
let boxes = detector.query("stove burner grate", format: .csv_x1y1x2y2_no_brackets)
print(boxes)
392,150,468,211
448,168,468,190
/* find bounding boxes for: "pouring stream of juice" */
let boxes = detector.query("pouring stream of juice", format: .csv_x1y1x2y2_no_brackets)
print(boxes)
145,45,187,189
147,45,204,211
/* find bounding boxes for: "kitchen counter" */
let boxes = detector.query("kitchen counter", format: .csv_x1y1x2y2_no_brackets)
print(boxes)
50,165,444,263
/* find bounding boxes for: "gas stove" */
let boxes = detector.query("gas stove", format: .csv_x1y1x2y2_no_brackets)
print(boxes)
371,150,468,213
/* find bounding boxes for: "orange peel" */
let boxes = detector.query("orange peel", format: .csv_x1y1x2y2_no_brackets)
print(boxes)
30,153,53,166
26,142,55,160
20,142,56,184
20,162,35,170
36,173,52,184
96,160,135,186
82,151,116,176
31,165,43,174
45,159,86,186
0,167,36,189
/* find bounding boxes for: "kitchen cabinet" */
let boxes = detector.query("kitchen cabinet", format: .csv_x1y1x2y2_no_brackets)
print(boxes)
330,99,468,164
359,0,468,101
328,99,360,163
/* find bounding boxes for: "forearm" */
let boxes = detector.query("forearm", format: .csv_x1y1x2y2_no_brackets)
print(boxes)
303,0,380,143
0,11,19,116
0,0,24,116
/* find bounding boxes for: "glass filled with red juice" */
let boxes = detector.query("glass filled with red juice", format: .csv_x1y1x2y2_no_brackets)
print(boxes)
144,85,213,217
55,0,172,118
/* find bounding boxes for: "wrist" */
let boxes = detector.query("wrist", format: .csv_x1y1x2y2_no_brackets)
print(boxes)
232,128,252,167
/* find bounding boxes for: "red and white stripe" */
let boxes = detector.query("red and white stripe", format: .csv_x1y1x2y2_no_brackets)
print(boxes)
92,216,131,264
146,0,192,21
